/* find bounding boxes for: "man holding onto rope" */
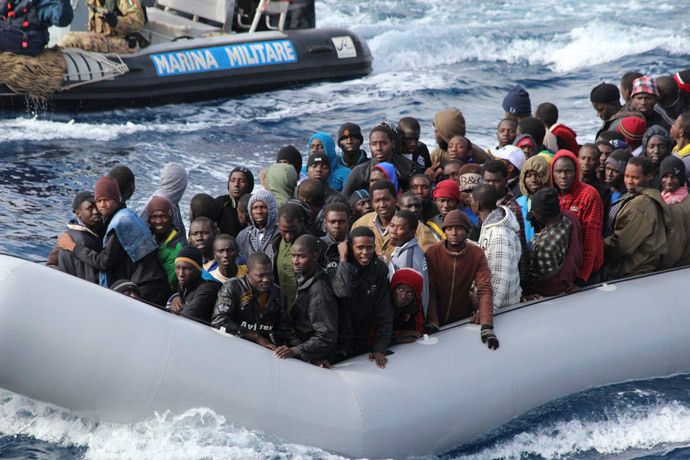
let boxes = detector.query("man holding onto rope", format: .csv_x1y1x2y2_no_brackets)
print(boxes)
60,0,144,54
0,0,73,56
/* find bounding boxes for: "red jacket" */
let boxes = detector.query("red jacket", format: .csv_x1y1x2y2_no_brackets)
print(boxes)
551,150,604,283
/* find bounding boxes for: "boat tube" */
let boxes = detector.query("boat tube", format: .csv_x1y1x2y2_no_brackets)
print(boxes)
0,1,372,110
0,253,689,458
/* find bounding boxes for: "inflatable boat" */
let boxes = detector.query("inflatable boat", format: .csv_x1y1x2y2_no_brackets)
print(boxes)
1,253,689,458
0,0,372,110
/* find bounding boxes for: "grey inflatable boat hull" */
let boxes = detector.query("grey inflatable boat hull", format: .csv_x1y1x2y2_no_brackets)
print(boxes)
0,253,688,458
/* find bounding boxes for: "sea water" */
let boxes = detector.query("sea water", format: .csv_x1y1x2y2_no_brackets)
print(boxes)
1,0,689,458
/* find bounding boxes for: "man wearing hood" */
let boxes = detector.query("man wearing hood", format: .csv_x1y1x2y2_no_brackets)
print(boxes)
236,190,279,264
431,109,487,166
516,155,551,246
58,176,168,305
602,156,670,280
302,132,350,192
56,191,103,283
641,125,674,189
551,150,604,289
472,184,522,309
140,163,188,238
216,167,254,237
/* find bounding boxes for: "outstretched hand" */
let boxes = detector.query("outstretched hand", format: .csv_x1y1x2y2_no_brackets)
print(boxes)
480,325,499,351
369,352,387,368
274,345,298,359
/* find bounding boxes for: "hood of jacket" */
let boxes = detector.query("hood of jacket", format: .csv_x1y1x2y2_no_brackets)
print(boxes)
307,132,338,171
551,124,579,154
641,125,674,155
482,205,520,233
371,161,399,194
519,154,551,197
247,189,278,232
265,163,297,207
634,187,671,225
551,149,583,196
155,163,188,204
434,109,466,143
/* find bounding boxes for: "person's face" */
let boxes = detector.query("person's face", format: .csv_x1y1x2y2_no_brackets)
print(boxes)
398,195,423,220
309,138,324,155
250,201,269,228
624,163,648,194
247,263,273,292
370,131,394,163
552,158,576,192
524,171,544,195
631,93,657,115
95,196,119,218
399,127,419,154
228,172,250,199
351,236,375,266
443,163,461,183
122,289,140,299
324,210,350,242
372,188,396,221
605,164,624,188
388,215,414,247
307,163,331,182
340,135,362,155
278,217,302,244
190,221,215,253
148,210,173,237
75,200,101,228
353,198,373,218
175,260,200,287
297,191,323,220
435,196,458,218
409,176,431,202
670,118,681,141
482,171,508,195
291,244,317,275
459,189,472,208
369,168,387,189
646,135,669,166
598,143,613,158
447,137,470,162
661,173,682,194
444,225,467,248
213,238,237,269
578,146,600,178
392,283,415,308
519,145,535,158
497,121,516,147
238,207,250,226
592,102,617,121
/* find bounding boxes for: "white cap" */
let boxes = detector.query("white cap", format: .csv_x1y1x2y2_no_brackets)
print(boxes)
492,145,526,171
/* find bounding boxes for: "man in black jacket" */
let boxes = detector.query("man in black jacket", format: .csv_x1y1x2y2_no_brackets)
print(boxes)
215,167,254,237
274,235,338,366
320,202,351,281
170,245,221,324
212,252,300,350
57,191,103,283
332,226,393,368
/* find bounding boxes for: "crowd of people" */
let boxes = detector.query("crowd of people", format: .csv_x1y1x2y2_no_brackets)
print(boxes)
47,69,690,369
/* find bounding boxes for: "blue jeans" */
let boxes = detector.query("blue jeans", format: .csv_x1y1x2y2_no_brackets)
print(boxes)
0,29,44,56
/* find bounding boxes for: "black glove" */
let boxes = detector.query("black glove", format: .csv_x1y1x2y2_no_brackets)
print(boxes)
102,12,118,28
480,324,499,350
423,323,440,335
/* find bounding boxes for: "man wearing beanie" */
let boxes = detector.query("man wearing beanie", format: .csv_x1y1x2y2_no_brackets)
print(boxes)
503,84,531,122
602,156,669,281
427,179,463,241
628,76,673,131
591,82,623,137
56,191,103,284
276,145,303,175
216,166,255,237
306,152,347,206
168,245,221,324
604,149,633,238
472,184,522,309
524,188,583,297
145,195,186,292
550,150,604,289
658,156,690,268
617,116,647,153
57,176,169,306
111,279,141,299
337,122,369,170
425,210,498,350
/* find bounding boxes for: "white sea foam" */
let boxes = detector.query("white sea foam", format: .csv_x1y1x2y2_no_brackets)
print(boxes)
455,401,690,460
0,390,343,460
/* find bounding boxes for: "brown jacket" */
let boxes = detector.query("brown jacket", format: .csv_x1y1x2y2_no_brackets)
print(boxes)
426,240,493,327
352,211,437,260
660,194,690,269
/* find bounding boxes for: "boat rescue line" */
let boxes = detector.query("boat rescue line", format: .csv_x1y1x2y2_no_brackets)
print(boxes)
150,39,298,77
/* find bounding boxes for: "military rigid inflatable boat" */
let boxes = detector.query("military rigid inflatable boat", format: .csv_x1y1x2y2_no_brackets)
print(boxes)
0,0,372,110
1,253,689,458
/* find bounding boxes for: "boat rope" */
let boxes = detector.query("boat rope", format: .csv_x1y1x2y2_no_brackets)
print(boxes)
59,48,129,91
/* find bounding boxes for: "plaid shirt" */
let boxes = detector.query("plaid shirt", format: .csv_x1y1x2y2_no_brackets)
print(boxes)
498,189,529,283
529,215,572,280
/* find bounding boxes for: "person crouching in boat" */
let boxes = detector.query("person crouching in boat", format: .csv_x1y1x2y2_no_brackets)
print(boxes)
212,252,301,352
332,226,393,369
168,245,221,324
389,268,424,345
57,176,169,306
0,0,73,56
425,210,499,350
273,234,338,367
60,0,144,54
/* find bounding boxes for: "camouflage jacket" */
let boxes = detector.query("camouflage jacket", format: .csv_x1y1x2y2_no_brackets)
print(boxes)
86,0,143,36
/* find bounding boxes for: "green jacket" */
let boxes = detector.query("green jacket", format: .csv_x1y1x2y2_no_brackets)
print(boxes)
157,228,185,286
602,188,670,280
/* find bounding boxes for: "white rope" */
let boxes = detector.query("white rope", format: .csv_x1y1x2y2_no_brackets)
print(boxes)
59,48,129,91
